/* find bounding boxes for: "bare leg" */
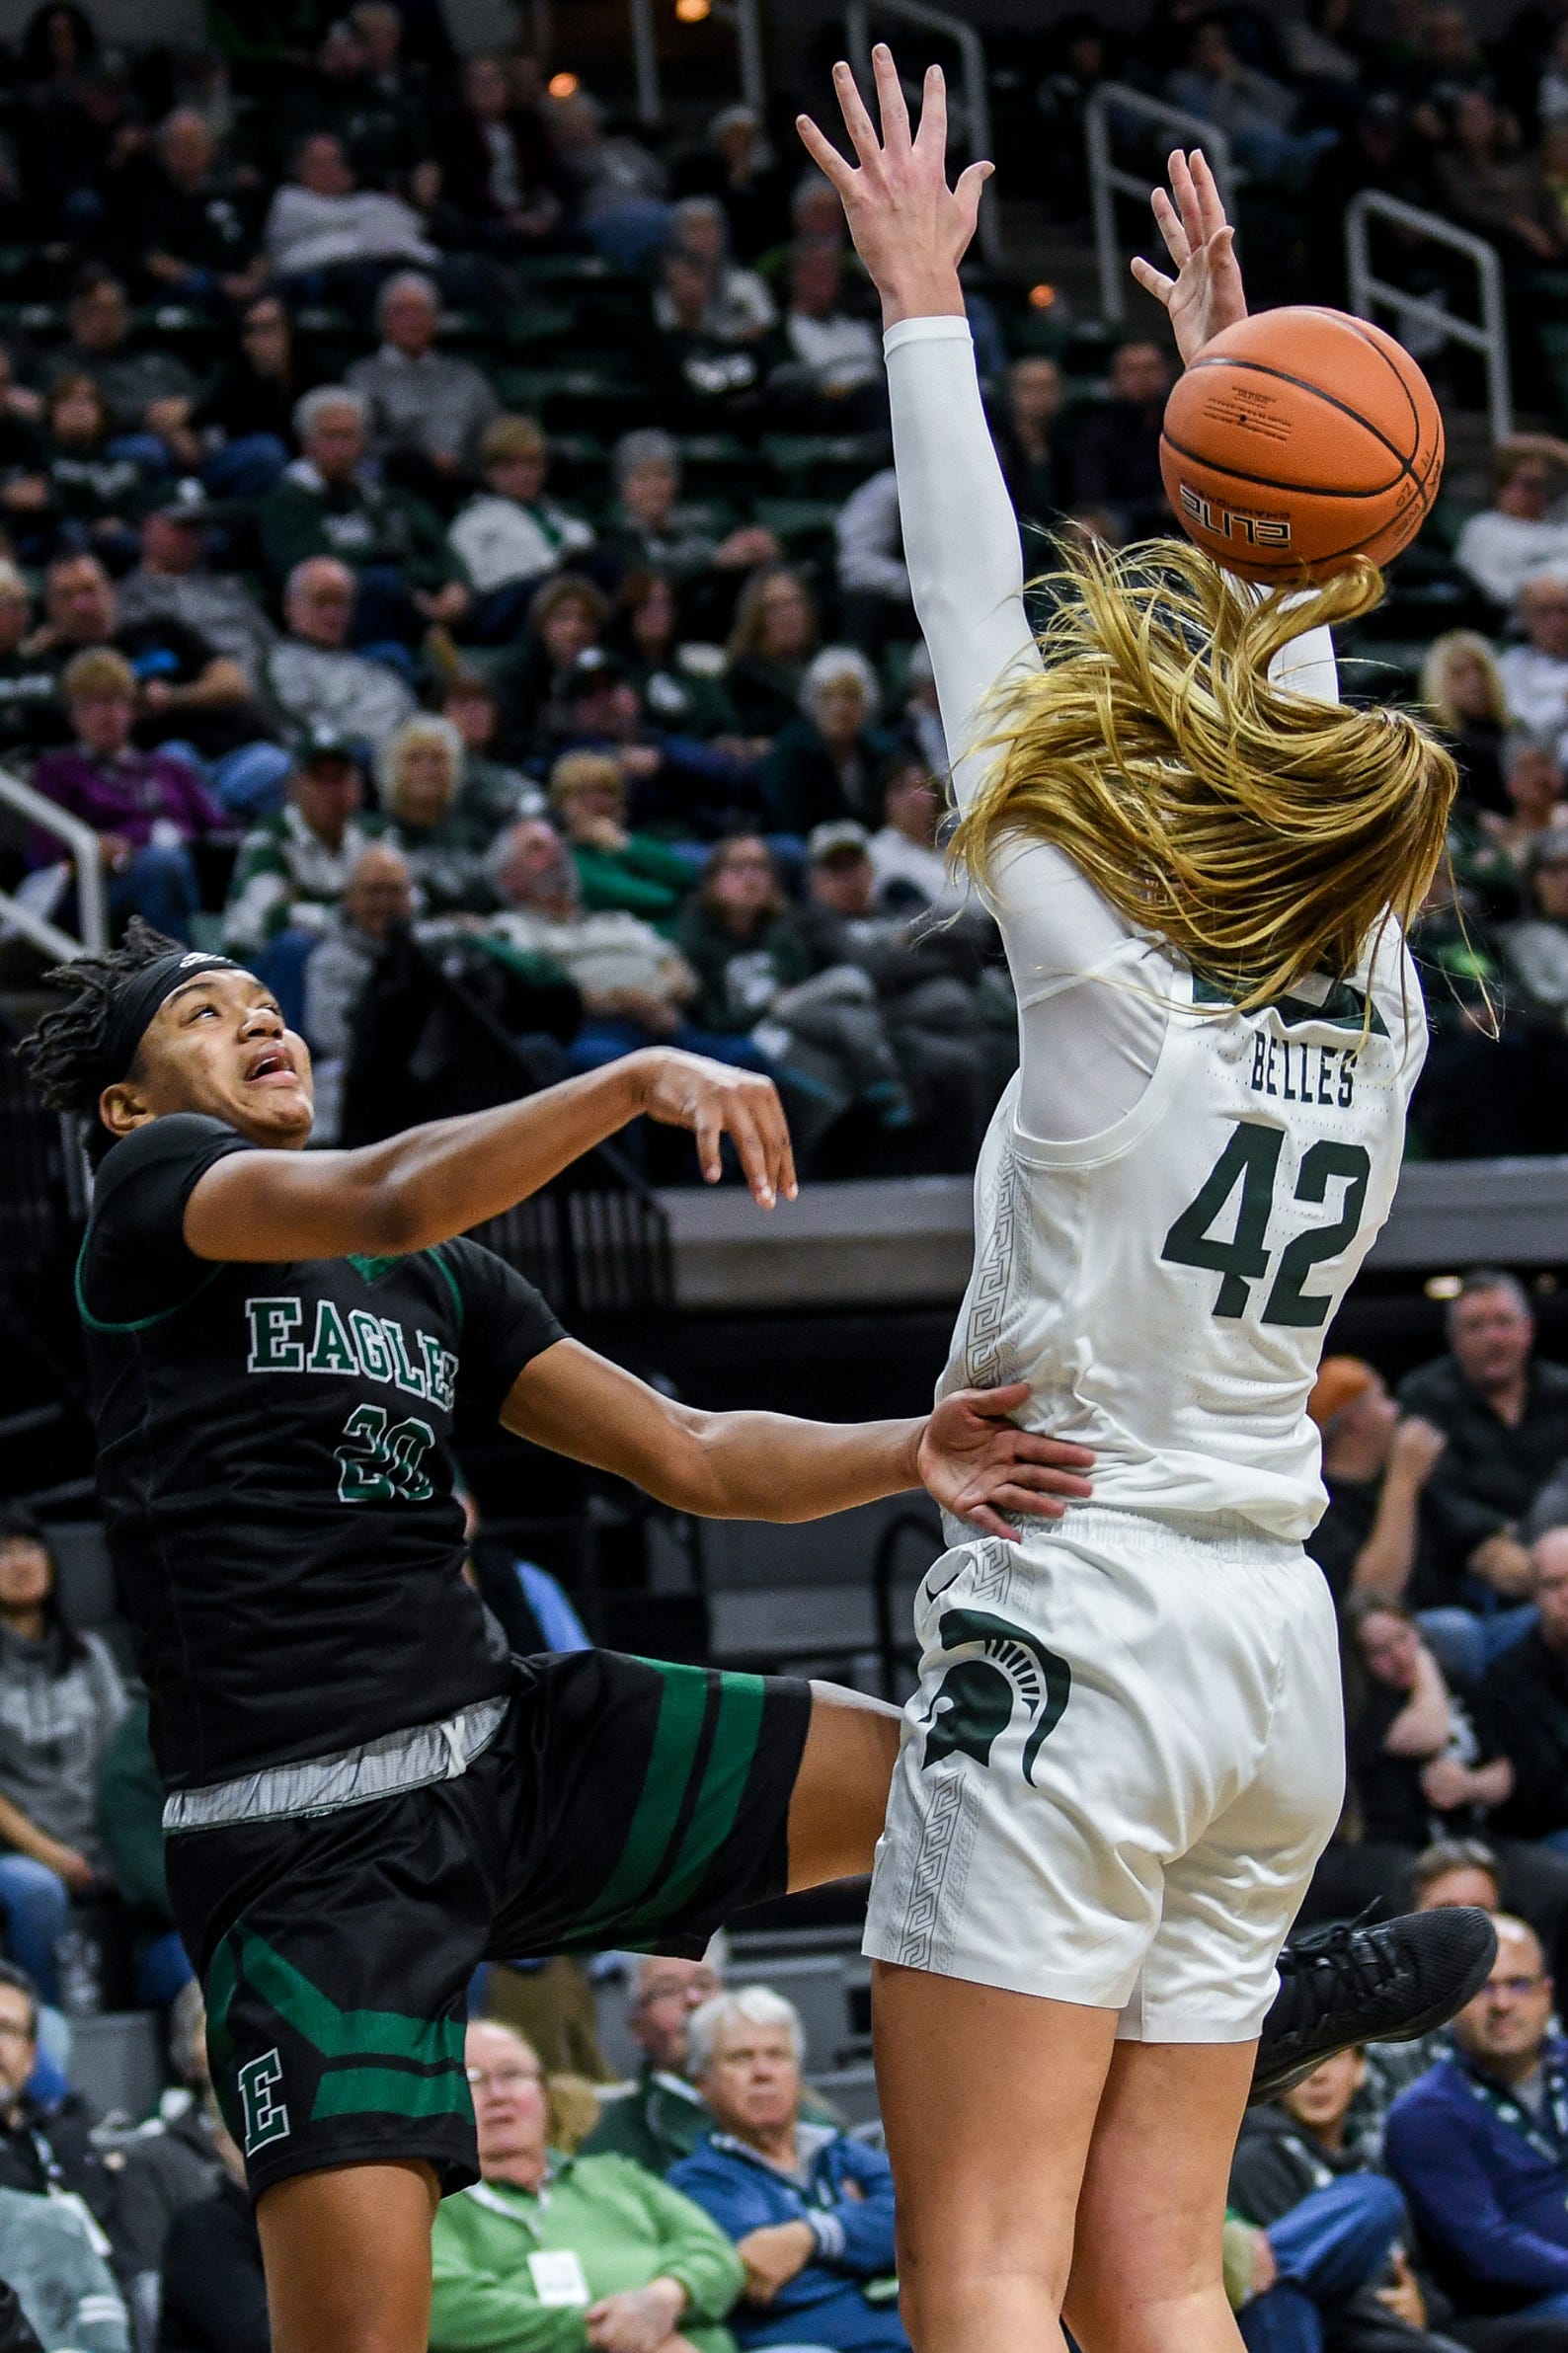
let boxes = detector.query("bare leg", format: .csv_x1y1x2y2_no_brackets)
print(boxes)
1064,2039,1257,2352
871,1959,1120,2353
785,1680,902,1888
257,2158,440,2353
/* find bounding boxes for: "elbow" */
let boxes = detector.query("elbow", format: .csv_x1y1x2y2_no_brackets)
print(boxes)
347,1163,440,1257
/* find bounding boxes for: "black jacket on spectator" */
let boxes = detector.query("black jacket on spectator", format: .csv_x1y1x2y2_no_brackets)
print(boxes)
157,2175,267,2353
106,2098,227,2284
0,2094,120,2257
1394,1355,1568,1558
1057,399,1168,534
115,163,261,292
1474,1630,1568,1841
1308,1470,1474,1611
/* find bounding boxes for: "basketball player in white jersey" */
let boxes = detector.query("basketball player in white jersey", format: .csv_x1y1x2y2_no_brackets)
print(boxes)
798,53,1462,2353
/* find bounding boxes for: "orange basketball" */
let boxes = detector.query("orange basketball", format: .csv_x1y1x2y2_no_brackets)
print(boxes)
1158,306,1444,583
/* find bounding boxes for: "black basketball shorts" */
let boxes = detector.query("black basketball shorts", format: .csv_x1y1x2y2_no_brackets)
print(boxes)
164,1652,813,2199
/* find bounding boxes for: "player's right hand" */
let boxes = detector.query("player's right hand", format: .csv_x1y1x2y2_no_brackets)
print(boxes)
632,1048,798,1211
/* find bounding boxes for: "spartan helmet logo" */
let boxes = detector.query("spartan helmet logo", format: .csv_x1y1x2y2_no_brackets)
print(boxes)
919,1608,1071,1786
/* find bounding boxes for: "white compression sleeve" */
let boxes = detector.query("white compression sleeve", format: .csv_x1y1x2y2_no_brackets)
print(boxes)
883,318,1343,1146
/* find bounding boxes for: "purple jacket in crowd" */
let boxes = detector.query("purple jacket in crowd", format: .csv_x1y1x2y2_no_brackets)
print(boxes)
30,745,225,863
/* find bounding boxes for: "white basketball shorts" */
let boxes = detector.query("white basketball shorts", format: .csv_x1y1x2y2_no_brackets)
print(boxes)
863,1506,1345,2040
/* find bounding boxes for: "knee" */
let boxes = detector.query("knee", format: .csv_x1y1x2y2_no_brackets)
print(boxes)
0,1855,68,1916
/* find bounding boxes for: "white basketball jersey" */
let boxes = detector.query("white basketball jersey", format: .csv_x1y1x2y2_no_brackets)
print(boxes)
942,921,1427,1540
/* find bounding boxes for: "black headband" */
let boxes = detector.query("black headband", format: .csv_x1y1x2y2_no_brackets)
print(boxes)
92,950,242,1103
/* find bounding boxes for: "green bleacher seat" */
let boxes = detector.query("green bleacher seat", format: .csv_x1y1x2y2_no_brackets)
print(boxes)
500,302,579,353
761,433,890,497
754,497,842,545
510,254,623,287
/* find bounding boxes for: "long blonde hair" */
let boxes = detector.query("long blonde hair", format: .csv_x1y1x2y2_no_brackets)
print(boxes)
1420,628,1510,735
953,537,1457,1011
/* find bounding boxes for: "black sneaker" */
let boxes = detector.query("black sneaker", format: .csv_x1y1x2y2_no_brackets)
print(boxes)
1251,1907,1498,2105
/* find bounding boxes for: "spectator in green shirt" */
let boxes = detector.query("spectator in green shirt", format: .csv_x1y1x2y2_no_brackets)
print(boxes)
430,2018,744,2353
551,750,697,928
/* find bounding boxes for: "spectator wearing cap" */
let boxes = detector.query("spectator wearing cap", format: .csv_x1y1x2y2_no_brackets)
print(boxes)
346,271,500,490
222,728,391,1023
116,478,278,704
1455,438,1568,612
262,557,418,754
377,713,496,912
758,649,893,836
258,386,468,644
668,1989,906,2353
31,648,225,942
447,416,596,644
835,470,909,656
550,751,695,926
1398,1272,1568,1608
1504,830,1568,1014
1499,579,1568,748
0,1510,126,2012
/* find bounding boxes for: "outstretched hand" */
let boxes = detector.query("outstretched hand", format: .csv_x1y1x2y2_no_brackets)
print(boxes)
917,1380,1094,1542
1131,147,1247,366
796,43,992,326
633,1048,797,1211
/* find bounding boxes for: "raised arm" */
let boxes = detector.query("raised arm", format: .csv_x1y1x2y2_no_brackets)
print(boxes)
800,53,1032,812
183,1048,796,1261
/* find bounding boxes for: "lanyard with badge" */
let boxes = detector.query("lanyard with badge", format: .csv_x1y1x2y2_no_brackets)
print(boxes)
1461,2062,1568,2170
467,2174,593,2307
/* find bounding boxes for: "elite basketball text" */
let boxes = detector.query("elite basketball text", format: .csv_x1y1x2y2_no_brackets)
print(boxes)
1178,484,1293,548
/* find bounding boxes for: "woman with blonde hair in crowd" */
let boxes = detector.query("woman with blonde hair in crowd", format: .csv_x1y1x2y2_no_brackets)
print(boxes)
1421,629,1513,816
377,711,494,912
549,746,696,925
796,50,1476,2353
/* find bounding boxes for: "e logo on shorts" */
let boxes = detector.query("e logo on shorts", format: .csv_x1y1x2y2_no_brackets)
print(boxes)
238,2048,290,2154
919,1608,1071,1784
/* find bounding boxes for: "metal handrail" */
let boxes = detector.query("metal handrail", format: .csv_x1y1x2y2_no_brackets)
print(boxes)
625,0,765,125
1346,190,1513,443
846,0,1001,267
1086,84,1237,324
0,766,106,962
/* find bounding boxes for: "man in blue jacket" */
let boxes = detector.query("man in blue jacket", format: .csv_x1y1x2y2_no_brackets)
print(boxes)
1386,1914,1568,2330
668,1987,906,2352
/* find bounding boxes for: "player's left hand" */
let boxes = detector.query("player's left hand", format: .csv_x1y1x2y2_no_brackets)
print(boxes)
918,1380,1094,1540
1133,147,1247,366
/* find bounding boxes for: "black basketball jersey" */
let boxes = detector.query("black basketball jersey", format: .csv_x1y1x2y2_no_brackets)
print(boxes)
76,1114,566,1789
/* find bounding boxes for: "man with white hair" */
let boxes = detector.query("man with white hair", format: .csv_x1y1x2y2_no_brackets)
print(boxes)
264,559,417,751
670,1989,908,2351
347,272,499,477
259,386,469,636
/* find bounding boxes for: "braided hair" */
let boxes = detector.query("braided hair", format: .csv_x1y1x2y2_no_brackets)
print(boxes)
16,916,182,1162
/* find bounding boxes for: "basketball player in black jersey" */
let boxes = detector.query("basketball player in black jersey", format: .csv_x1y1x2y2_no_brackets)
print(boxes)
19,924,1496,2353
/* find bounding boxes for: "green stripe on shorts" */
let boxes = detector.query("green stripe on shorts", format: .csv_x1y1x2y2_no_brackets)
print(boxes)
658,1671,765,1918
311,2067,475,2124
575,1661,713,1932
